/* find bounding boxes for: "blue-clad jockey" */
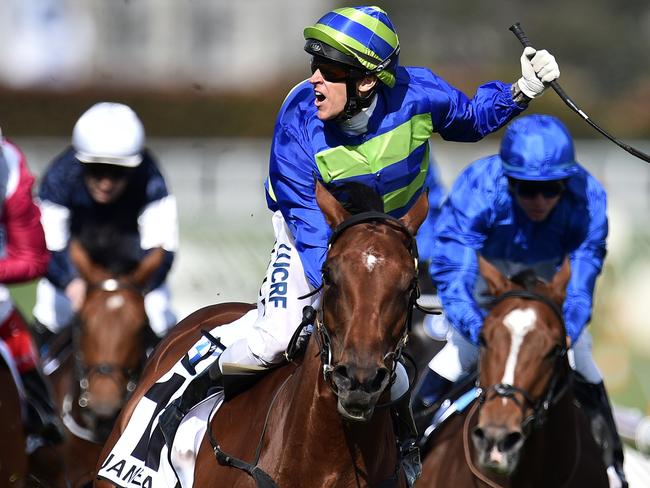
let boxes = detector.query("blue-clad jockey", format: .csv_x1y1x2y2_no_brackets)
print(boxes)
413,114,627,487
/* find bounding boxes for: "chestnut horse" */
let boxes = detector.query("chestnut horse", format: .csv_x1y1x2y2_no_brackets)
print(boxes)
417,258,608,488
98,182,428,488
45,239,165,487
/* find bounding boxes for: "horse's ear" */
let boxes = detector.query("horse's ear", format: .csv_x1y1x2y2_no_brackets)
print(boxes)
316,180,350,228
126,247,166,289
478,255,512,297
549,257,571,305
69,239,109,283
399,190,429,235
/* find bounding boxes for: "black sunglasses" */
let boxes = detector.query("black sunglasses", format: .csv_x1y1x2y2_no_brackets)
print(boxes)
310,57,355,83
511,180,565,199
84,164,134,181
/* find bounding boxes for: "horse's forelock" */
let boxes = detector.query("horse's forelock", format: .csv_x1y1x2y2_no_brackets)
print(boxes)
77,224,141,276
509,269,543,291
330,182,385,214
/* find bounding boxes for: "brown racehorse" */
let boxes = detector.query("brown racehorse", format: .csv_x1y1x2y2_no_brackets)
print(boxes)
0,351,27,487
417,257,608,488
45,239,165,488
97,182,428,488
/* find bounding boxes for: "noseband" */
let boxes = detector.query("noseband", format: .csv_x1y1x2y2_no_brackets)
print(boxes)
478,290,570,434
314,211,420,397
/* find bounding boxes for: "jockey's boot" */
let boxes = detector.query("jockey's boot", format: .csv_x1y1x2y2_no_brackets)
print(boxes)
393,393,421,488
576,378,628,488
158,358,223,447
411,368,453,423
31,319,56,356
20,369,65,444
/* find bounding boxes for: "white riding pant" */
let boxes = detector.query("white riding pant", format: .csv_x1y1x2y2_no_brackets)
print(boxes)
429,326,603,385
217,211,319,368
32,278,177,337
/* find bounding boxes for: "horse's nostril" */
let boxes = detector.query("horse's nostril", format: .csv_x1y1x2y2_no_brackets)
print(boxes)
500,431,524,453
333,364,347,377
471,426,487,447
370,368,389,390
333,365,353,388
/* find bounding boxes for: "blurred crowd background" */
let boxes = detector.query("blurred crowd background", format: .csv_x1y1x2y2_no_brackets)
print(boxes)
1,0,649,425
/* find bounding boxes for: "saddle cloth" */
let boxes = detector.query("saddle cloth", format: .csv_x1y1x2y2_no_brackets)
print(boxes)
97,329,225,488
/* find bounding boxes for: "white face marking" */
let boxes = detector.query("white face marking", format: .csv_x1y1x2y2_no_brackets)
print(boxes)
500,308,537,385
362,251,383,272
106,295,125,310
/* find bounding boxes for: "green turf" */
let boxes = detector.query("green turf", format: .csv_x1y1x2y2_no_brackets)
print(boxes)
9,281,37,322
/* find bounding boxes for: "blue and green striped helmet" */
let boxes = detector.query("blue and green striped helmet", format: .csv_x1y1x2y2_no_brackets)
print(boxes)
304,6,400,87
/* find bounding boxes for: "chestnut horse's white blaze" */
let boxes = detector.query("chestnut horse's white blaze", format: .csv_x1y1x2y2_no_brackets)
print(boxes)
500,308,537,386
363,250,383,272
106,295,125,310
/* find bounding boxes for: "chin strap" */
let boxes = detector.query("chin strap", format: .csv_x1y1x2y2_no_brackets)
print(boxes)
337,79,376,121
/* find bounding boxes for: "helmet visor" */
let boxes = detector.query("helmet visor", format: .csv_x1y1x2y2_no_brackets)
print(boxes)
310,56,363,82
83,163,135,181
510,179,566,199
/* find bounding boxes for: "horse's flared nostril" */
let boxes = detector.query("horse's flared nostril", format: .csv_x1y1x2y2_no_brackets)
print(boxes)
472,426,488,450
472,425,524,456
332,365,353,390
499,431,524,454
369,367,389,392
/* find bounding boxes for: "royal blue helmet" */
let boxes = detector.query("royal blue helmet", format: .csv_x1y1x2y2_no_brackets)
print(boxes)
500,115,579,181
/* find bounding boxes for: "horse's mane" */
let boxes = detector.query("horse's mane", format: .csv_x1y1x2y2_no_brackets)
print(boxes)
329,182,385,214
76,224,141,276
509,268,543,291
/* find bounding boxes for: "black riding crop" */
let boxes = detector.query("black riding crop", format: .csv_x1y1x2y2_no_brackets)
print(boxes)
509,22,650,164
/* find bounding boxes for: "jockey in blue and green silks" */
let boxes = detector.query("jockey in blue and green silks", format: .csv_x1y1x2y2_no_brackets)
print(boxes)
249,3,546,368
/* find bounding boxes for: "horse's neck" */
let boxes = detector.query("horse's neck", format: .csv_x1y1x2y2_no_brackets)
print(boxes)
278,338,400,485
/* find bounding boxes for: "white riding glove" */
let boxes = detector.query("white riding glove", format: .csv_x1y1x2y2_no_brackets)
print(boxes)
516,46,560,99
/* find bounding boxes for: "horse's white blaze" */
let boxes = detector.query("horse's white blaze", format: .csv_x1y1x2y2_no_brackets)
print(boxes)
501,308,537,385
363,251,382,271
106,295,125,310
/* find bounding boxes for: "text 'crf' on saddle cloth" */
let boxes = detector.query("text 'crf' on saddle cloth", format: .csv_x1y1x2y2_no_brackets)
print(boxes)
97,329,225,488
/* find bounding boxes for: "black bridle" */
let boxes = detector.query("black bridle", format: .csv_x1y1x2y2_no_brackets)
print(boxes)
212,211,422,487
313,211,420,398
478,289,570,435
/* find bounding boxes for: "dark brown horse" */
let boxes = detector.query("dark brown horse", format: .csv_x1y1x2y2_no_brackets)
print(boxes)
417,258,608,487
45,239,164,487
0,350,27,487
98,182,428,488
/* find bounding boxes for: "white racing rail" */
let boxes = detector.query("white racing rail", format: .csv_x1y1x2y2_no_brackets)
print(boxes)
615,405,650,486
